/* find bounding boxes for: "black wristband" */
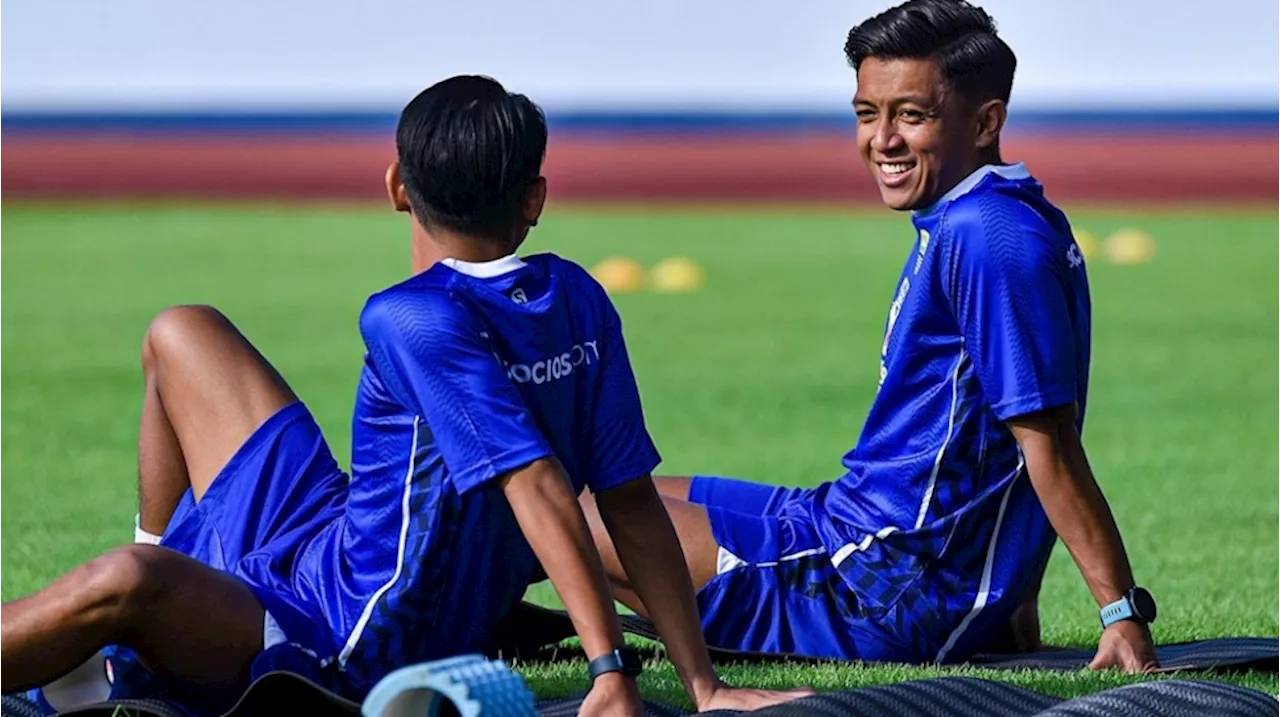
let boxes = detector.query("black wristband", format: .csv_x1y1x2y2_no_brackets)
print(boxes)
588,647,644,680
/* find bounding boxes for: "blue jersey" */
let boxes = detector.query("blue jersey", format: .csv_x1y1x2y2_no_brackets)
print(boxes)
813,164,1091,661
292,253,661,692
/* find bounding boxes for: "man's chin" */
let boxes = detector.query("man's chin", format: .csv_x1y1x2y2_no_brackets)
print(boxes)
878,188,919,211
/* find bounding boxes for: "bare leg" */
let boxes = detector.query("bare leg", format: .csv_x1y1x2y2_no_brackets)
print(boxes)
1,545,265,693
653,476,695,502
579,489,718,618
136,363,190,536
136,305,297,533
6,305,301,690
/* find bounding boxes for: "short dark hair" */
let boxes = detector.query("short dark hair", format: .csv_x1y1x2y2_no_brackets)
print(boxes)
844,0,1016,104
395,75,547,238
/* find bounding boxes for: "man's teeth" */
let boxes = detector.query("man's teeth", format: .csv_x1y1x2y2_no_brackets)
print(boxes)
880,163,913,175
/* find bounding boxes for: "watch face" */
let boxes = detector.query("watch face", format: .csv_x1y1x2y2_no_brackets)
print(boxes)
1131,588,1158,622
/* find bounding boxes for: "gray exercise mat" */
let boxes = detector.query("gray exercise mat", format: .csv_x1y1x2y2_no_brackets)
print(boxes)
539,678,1280,717
0,695,45,717
8,673,1279,717
4,696,190,717
969,637,1280,673
488,602,1279,673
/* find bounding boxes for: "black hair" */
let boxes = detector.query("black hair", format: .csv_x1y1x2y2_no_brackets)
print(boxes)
395,75,547,238
844,0,1016,104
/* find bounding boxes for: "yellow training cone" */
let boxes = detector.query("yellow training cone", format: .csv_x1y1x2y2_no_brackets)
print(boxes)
649,257,705,293
1105,229,1156,265
590,257,646,293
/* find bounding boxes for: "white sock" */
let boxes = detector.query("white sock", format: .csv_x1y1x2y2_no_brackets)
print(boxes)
134,514,162,545
41,650,111,709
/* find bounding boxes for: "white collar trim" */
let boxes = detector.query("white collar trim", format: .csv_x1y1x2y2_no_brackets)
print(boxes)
914,162,1030,216
440,254,526,278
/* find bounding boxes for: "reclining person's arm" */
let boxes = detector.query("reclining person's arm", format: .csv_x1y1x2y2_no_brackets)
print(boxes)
499,457,628,664
575,298,804,711
595,478,721,705
940,214,1156,673
1010,407,1157,672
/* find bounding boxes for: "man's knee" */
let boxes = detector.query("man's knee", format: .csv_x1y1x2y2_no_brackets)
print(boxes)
79,545,169,629
141,305,230,375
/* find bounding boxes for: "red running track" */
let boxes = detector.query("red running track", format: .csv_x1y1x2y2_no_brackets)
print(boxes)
2,132,1275,203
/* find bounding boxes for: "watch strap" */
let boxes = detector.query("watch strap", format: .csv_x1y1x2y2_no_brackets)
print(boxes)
587,647,643,681
1099,595,1136,628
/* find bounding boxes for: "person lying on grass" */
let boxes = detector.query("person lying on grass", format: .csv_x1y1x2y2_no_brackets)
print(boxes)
582,0,1160,674
0,75,812,717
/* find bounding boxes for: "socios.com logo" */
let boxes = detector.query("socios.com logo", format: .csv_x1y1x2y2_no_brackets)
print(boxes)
504,341,601,385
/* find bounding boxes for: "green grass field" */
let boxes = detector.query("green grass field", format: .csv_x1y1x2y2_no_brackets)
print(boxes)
2,203,1277,704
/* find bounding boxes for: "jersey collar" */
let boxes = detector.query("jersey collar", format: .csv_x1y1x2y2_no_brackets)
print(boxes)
440,254,527,278
912,162,1031,218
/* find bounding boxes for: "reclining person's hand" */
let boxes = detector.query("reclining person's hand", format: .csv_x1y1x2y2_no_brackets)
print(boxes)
579,673,645,717
1088,620,1158,674
695,682,817,712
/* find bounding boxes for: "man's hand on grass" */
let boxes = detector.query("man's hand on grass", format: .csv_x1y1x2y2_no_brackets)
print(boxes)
694,682,817,712
1088,620,1158,674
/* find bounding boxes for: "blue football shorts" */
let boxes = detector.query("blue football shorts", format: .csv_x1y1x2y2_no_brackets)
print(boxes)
160,401,347,662
688,475,924,662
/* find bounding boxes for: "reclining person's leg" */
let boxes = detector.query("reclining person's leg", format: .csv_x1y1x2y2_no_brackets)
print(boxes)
4,305,307,692
136,305,297,535
579,489,719,617
652,476,695,501
583,474,810,615
1,545,264,693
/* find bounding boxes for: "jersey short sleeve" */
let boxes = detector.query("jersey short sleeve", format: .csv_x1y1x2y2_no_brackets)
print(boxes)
583,296,662,493
360,290,553,494
940,199,1080,422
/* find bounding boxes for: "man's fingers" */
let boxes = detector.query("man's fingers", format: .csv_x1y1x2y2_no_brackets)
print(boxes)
1119,651,1160,675
1087,652,1109,671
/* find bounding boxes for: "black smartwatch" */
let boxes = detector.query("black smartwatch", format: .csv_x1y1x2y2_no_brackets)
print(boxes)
588,647,644,681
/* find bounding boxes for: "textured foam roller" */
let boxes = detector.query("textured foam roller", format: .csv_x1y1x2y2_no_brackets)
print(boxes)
362,654,536,717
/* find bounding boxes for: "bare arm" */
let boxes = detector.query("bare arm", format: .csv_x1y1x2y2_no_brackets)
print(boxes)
595,478,720,705
499,457,642,716
595,478,814,711
1008,404,1157,672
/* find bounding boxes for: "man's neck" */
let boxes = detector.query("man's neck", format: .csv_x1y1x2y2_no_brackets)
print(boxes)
410,223,517,275
926,150,1007,211
976,147,1004,172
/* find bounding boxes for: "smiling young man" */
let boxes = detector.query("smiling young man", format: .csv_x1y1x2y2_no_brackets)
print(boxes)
584,0,1160,672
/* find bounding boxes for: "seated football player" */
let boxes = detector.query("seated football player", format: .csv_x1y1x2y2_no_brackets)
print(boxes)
0,75,811,716
582,0,1159,674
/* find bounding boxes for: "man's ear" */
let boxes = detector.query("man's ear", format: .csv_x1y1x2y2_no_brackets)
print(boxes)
522,177,548,227
974,99,1007,150
385,161,412,213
